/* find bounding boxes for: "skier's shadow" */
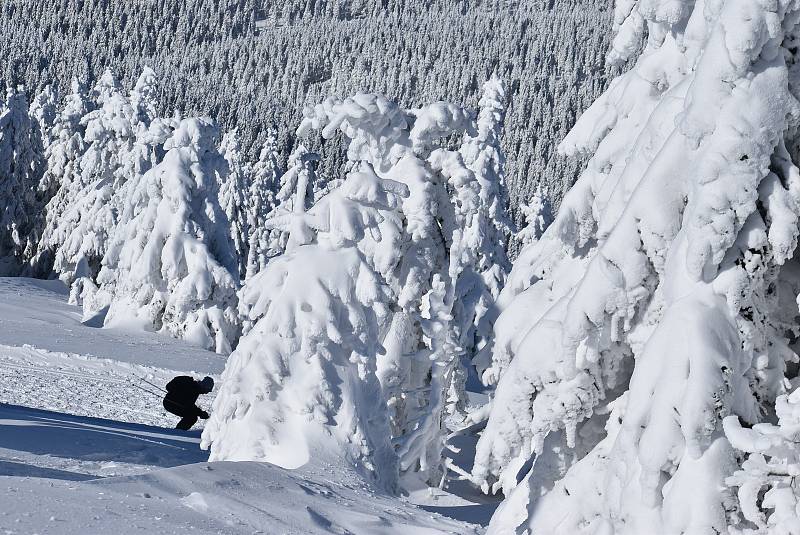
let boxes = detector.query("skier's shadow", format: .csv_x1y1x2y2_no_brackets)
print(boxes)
0,403,207,481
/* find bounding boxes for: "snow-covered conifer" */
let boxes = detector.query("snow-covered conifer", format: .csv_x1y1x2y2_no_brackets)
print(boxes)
456,75,513,377
266,144,320,254
244,130,282,279
297,92,486,486
218,129,251,279
96,118,239,354
202,164,405,491
34,79,93,275
515,185,552,251
724,390,800,534
29,85,58,148
129,66,159,126
46,75,139,286
477,2,800,533
93,68,121,105
0,87,45,273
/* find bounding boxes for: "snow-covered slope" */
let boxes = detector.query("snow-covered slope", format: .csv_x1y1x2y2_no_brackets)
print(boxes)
0,277,485,534
0,405,478,534
0,404,207,480
0,277,225,372
0,277,222,427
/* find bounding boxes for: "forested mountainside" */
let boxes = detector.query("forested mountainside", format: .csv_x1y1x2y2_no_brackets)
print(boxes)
0,0,612,216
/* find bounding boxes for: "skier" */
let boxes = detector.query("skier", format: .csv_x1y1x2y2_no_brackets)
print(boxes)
163,375,214,430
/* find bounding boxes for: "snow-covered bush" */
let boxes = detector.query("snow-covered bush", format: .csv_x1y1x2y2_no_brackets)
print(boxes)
477,1,800,533
96,117,239,354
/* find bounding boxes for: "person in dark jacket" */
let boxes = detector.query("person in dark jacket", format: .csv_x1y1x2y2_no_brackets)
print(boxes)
163,375,214,430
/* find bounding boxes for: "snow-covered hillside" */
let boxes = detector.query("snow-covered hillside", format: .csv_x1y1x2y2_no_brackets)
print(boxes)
9,0,800,532
0,0,614,213
0,278,488,534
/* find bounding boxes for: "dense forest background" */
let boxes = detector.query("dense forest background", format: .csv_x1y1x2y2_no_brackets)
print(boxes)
1,0,613,219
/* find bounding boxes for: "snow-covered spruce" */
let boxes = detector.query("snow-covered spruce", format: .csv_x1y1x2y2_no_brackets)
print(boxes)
244,130,282,280
129,66,159,127
29,85,59,150
267,144,321,254
95,117,239,354
202,165,404,491
218,128,252,280
0,87,45,274
296,90,510,486
477,2,800,534
457,76,513,380
36,69,160,290
724,389,800,534
515,185,553,253
31,80,92,276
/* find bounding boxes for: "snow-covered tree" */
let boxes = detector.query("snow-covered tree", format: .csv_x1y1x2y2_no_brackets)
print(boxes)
46,72,139,286
297,92,488,486
95,117,239,354
456,75,513,377
218,129,251,279
38,66,169,289
32,79,92,275
514,185,553,252
260,144,320,258
129,66,159,126
92,67,121,105
477,2,800,534
244,130,282,279
29,84,59,148
0,87,45,273
202,164,405,491
725,389,800,534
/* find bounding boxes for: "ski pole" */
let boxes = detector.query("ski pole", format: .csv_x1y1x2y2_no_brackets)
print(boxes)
128,380,164,400
129,380,201,413
137,375,168,394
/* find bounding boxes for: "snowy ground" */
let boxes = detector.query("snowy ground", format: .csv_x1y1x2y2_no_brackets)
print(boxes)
0,405,477,534
0,277,492,533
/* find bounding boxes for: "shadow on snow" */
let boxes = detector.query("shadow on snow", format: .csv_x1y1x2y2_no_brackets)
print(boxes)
0,403,207,481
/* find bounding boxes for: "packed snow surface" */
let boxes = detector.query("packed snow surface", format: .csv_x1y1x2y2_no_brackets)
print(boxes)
0,277,484,534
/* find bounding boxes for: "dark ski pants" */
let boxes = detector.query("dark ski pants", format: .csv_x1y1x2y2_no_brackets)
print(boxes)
164,399,200,430
176,414,198,430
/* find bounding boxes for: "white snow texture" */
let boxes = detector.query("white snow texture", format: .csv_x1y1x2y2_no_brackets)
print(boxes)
478,1,800,534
